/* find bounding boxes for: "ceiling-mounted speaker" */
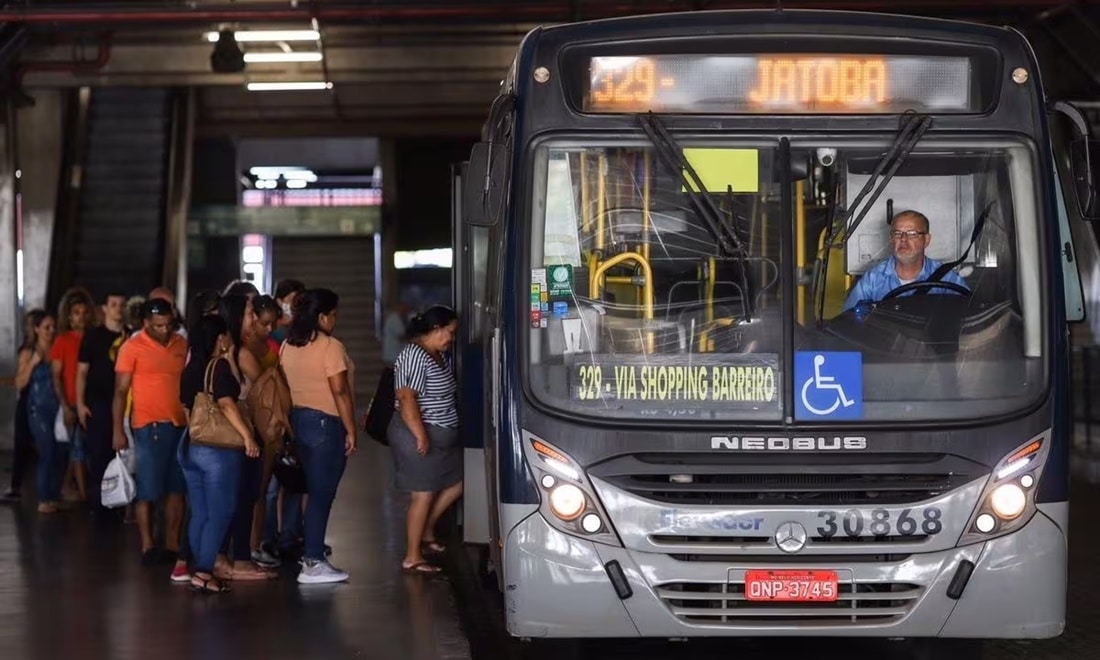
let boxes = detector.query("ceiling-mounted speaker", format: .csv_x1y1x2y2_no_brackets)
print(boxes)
210,30,245,74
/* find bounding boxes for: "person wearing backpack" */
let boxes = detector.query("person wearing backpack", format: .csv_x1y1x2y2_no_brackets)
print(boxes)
245,295,294,568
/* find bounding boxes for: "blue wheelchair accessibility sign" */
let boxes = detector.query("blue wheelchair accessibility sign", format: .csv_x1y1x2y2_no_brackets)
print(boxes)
794,352,863,421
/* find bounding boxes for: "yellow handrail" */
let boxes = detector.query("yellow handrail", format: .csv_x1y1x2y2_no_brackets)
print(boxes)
642,152,651,263
796,180,806,325
596,152,607,251
589,251,654,323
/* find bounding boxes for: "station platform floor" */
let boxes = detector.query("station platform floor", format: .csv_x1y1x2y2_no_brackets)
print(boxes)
0,438,1097,660
0,439,470,660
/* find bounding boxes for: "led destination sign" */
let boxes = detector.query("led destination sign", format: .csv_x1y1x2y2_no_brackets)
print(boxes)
585,54,973,114
571,354,780,409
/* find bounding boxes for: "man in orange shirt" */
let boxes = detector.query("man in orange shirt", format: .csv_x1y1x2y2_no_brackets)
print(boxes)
113,297,189,565
52,293,92,502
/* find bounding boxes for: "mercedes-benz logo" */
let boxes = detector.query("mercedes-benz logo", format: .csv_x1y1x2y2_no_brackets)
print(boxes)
774,521,808,553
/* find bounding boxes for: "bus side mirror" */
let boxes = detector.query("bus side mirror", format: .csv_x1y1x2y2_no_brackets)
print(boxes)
1049,101,1100,221
1070,138,1100,221
463,142,507,227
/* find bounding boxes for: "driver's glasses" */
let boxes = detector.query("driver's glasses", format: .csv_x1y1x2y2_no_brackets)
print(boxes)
890,230,927,242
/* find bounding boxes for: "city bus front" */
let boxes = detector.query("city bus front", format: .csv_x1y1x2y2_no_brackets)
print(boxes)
488,13,1086,643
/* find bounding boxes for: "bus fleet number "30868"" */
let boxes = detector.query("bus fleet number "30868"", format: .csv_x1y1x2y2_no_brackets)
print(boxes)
815,507,944,539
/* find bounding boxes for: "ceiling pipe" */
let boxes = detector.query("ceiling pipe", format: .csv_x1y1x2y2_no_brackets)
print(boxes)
15,34,112,87
0,0,1079,24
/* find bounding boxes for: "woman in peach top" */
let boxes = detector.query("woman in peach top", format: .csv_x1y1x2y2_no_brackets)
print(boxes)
280,288,357,585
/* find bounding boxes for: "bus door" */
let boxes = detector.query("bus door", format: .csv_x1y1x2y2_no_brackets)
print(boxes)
452,162,493,546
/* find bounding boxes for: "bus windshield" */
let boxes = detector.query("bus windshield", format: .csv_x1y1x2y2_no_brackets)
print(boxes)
525,137,1046,423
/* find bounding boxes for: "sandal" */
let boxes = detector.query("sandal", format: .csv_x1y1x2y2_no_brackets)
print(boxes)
401,561,442,575
190,573,231,594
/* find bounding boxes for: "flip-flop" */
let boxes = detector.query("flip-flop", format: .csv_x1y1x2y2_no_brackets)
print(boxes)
401,561,442,575
191,574,231,594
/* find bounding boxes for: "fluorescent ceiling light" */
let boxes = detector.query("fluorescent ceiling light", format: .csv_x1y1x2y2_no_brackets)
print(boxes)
242,245,265,264
246,81,332,92
249,166,304,176
281,170,318,182
243,52,324,63
394,248,454,270
206,30,320,43
286,179,308,189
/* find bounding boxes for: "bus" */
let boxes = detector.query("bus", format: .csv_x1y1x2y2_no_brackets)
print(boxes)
453,8,1100,652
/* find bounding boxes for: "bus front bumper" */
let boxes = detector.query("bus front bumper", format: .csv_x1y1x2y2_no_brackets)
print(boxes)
503,508,1066,639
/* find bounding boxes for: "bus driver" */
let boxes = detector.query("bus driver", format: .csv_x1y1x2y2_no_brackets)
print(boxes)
842,209,970,312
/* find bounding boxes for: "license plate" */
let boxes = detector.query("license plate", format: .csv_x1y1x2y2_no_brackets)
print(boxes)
744,570,839,602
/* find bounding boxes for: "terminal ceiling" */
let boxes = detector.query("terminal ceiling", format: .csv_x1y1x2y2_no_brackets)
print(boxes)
3,0,1099,138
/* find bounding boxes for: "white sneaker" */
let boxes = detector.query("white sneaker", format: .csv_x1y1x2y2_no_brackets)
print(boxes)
297,559,349,584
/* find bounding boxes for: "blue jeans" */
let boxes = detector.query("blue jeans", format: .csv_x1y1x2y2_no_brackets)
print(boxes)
290,407,347,561
225,454,261,561
178,437,242,573
68,422,85,462
28,403,66,503
132,422,187,503
262,479,303,550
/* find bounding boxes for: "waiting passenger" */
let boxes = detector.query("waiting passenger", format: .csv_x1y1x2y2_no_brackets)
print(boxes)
178,314,261,594
224,280,260,299
245,294,287,569
76,292,127,518
147,287,187,338
382,301,411,367
388,306,462,576
2,312,40,503
52,289,93,503
281,288,356,584
271,279,305,345
213,293,274,581
18,310,64,514
248,295,282,370
184,289,222,332
842,210,969,312
113,297,189,565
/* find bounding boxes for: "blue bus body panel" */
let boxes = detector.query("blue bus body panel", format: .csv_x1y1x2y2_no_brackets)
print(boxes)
459,343,484,449
498,30,541,506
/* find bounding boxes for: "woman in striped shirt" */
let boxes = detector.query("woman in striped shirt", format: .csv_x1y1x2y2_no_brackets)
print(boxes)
389,305,460,575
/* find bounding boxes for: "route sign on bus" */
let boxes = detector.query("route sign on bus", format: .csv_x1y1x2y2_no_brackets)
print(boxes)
584,53,974,114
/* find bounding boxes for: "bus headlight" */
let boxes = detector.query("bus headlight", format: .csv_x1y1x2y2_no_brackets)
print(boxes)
959,434,1049,545
548,483,586,520
521,431,621,547
989,483,1027,520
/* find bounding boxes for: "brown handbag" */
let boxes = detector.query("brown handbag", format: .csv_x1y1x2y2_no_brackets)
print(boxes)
189,357,247,450
247,362,293,447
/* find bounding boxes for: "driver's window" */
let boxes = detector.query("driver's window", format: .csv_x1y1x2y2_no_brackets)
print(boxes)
793,143,1044,424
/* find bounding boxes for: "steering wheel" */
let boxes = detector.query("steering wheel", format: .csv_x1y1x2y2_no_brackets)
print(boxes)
880,280,971,301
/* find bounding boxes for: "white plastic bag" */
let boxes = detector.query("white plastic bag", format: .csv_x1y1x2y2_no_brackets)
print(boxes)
101,453,136,509
117,448,137,475
54,408,71,443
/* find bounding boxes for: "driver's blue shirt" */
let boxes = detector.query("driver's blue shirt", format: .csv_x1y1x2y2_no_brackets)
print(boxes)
842,256,969,312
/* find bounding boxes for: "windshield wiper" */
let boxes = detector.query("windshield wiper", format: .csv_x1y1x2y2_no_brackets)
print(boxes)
826,112,932,247
816,112,933,324
637,112,755,319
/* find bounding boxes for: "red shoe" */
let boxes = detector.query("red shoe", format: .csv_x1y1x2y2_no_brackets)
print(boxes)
170,562,192,583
